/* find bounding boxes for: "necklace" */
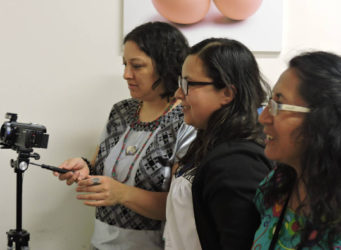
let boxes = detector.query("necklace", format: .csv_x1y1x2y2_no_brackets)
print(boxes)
112,99,176,183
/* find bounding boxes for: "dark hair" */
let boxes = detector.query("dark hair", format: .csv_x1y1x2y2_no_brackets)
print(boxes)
180,38,269,167
261,51,341,249
123,22,189,99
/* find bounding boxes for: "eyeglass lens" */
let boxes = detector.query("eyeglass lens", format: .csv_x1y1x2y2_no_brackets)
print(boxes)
268,99,277,116
178,77,188,95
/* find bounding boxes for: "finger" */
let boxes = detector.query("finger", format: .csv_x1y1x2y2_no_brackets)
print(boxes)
76,184,102,193
65,172,80,185
59,160,83,171
77,173,88,182
66,177,75,186
83,200,106,207
77,192,103,201
70,163,84,171
58,161,71,170
78,177,101,187
72,172,81,183
58,171,74,181
77,194,113,207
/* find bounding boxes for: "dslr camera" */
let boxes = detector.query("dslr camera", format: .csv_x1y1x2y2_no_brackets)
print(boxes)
0,113,49,150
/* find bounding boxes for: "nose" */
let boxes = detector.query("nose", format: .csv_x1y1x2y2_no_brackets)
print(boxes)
123,65,133,80
174,87,184,100
258,105,273,125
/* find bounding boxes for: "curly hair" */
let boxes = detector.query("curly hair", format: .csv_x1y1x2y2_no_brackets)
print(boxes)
123,22,189,99
179,38,269,167
261,51,341,249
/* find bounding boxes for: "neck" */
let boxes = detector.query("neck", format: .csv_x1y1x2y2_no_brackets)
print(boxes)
289,179,309,213
139,97,177,122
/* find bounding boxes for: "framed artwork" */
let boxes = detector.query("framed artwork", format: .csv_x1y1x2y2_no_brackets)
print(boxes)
123,0,283,52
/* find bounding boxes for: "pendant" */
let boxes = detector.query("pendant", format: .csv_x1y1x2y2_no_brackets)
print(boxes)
126,145,138,155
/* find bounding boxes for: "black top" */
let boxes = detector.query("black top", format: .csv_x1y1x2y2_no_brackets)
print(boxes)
192,140,272,250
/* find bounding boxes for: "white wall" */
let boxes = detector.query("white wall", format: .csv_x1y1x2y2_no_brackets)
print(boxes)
0,0,340,249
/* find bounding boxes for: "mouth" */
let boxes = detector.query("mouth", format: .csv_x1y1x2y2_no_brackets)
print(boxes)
128,84,138,89
264,134,275,145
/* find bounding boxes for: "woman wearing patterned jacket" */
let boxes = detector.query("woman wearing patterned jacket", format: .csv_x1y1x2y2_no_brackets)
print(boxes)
55,22,196,250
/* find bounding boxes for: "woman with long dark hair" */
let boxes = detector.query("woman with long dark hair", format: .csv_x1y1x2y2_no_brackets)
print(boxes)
164,38,272,250
252,51,341,249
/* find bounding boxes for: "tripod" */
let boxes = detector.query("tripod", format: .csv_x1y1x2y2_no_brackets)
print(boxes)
7,148,40,250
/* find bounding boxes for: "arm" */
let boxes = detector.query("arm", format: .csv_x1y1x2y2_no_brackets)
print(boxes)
76,171,168,221
198,148,269,249
121,185,168,220
90,146,99,167
207,182,260,250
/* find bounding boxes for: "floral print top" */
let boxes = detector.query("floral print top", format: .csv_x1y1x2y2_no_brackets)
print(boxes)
252,170,341,250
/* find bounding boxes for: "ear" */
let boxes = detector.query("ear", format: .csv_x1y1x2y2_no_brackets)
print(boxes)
220,86,235,105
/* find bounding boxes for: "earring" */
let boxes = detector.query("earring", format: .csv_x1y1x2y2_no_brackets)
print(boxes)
213,0,263,20
151,0,211,24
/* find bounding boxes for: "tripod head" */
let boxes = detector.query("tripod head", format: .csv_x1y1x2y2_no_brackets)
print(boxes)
10,148,40,173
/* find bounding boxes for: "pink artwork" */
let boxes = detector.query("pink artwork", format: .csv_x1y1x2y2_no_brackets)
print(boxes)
123,0,283,52
151,0,263,24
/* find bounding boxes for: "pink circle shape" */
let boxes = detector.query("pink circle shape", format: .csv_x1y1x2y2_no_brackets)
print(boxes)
152,0,211,24
214,0,263,20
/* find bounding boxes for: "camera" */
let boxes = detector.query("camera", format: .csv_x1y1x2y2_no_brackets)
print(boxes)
0,113,49,150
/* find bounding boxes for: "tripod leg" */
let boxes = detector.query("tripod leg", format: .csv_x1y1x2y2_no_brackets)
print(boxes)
7,153,31,250
7,229,30,250
7,229,14,249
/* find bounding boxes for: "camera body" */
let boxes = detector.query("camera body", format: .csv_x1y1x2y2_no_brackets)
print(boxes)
0,113,49,150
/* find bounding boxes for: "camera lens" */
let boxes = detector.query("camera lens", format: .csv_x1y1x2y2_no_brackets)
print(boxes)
0,122,15,145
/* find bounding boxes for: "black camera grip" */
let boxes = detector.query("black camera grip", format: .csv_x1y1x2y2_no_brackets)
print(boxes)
30,162,73,174
41,164,73,174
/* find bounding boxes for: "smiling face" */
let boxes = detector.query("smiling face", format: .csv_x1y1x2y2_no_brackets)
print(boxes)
259,68,308,170
123,41,164,101
175,54,231,129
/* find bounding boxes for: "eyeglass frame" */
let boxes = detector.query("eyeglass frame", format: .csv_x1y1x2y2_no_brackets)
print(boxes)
262,98,310,116
178,76,214,96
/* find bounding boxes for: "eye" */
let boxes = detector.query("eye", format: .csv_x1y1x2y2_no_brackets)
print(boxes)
132,64,143,69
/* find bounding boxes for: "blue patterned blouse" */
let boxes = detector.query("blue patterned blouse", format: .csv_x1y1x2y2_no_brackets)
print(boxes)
252,171,341,250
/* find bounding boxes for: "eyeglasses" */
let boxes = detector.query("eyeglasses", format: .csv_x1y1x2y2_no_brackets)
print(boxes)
262,99,310,116
178,76,214,96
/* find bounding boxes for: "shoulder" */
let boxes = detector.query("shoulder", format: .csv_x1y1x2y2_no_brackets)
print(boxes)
108,98,139,120
203,140,272,174
254,170,275,213
160,103,185,130
208,140,264,156
176,122,196,139
194,140,272,193
111,98,139,114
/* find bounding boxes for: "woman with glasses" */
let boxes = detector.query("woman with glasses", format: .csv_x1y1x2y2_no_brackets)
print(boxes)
252,51,341,249
54,22,196,250
163,38,272,250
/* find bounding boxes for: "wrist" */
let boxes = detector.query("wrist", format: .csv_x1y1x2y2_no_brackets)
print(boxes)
81,157,92,175
119,182,130,206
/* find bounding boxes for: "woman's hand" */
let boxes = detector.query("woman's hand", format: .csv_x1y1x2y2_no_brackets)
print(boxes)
76,176,126,207
53,157,90,185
